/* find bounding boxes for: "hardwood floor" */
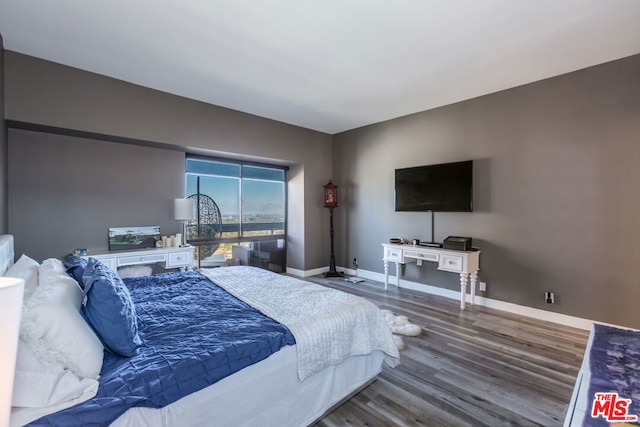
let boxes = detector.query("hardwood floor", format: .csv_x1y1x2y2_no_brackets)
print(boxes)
307,275,590,427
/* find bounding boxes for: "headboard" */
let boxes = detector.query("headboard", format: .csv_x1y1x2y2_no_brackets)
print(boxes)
0,234,16,275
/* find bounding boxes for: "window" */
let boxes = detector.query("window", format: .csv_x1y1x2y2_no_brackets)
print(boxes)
185,156,287,271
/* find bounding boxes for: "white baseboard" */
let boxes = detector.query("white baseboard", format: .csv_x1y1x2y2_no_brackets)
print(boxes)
300,266,605,331
286,266,328,278
288,266,358,278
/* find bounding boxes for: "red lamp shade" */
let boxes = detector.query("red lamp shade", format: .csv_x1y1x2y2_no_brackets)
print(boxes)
323,181,338,208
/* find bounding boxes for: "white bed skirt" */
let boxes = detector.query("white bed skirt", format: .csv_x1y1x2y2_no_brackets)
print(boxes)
111,345,385,427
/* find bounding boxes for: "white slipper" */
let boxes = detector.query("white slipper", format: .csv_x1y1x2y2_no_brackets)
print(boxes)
392,323,422,337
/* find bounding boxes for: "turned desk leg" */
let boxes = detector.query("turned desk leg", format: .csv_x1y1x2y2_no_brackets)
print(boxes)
395,262,400,287
459,273,469,310
383,261,389,290
470,271,478,306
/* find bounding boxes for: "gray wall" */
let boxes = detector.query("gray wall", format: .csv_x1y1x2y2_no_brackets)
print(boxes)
3,51,333,270
333,55,640,328
4,48,638,327
0,34,7,234
8,129,185,261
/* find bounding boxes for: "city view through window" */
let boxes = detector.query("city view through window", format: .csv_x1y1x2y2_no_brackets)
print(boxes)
186,158,286,266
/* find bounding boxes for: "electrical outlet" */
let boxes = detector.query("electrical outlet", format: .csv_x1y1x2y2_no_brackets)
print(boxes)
479,281,487,292
352,258,358,269
545,292,555,304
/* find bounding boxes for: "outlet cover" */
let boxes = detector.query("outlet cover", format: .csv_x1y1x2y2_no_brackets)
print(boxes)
479,281,487,291
545,292,555,304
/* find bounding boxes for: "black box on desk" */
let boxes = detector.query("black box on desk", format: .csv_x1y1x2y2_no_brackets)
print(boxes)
443,236,472,251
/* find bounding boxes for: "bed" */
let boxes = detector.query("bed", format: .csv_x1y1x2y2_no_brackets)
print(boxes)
563,323,640,427
1,235,400,426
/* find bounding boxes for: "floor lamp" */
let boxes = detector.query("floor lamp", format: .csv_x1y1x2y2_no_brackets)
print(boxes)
323,181,344,278
0,277,24,427
174,198,196,247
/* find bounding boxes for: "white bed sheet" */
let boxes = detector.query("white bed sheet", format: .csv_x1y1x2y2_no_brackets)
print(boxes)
199,266,399,380
111,345,385,427
563,326,594,427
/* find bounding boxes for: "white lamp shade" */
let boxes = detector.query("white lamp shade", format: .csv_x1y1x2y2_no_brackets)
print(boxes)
174,198,195,221
0,277,24,427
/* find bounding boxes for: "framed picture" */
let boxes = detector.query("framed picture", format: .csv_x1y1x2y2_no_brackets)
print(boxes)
108,226,161,251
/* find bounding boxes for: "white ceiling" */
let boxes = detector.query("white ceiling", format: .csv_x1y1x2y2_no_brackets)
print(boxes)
1,1,639,134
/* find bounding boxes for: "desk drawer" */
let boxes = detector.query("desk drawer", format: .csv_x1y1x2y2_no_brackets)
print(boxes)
404,250,438,262
117,253,166,267
91,255,116,271
384,248,403,262
166,250,192,268
439,255,463,272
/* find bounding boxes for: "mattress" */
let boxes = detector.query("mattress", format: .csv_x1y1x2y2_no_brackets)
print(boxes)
112,346,386,427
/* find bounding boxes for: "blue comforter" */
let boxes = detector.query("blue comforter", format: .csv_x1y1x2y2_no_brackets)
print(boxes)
28,271,295,427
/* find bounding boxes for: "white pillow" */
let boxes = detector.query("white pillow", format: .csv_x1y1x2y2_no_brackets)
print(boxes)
20,273,104,379
4,254,39,301
38,258,66,287
12,339,98,408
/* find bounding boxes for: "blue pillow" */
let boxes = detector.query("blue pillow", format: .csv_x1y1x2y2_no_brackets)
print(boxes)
64,255,88,287
81,258,142,357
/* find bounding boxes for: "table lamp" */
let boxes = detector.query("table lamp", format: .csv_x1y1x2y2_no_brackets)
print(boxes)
174,198,196,246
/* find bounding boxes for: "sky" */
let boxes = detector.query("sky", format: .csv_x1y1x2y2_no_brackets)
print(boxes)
186,175,284,217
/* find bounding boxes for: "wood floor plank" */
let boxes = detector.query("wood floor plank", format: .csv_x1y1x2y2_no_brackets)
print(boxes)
309,276,588,427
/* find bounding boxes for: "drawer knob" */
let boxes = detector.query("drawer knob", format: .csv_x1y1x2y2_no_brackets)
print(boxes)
140,257,145,261
176,256,182,261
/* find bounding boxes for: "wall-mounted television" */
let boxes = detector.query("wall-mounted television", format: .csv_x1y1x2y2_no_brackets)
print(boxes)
395,160,473,212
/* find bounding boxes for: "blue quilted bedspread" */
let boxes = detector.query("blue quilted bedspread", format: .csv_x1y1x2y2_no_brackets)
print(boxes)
585,324,640,427
28,271,295,427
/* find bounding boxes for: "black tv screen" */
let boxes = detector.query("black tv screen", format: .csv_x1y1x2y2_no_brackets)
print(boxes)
395,160,473,212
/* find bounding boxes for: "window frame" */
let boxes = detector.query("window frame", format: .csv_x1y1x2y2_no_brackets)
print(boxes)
185,154,289,247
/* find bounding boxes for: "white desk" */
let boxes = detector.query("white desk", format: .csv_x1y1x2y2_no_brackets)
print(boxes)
83,246,194,272
382,243,481,310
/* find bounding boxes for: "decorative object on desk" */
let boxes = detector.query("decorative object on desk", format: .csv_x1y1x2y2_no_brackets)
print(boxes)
323,180,343,278
443,236,472,251
174,198,196,247
0,277,25,427
108,226,161,251
389,237,402,244
412,239,420,246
